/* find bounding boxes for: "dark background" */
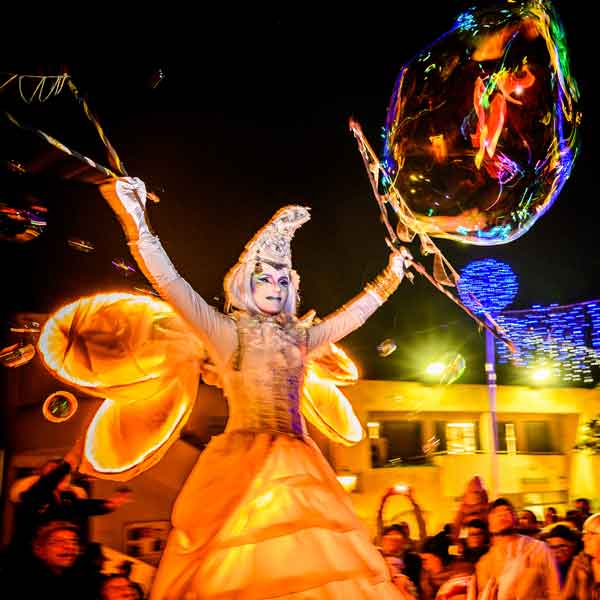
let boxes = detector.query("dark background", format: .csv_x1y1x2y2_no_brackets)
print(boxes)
1,3,597,385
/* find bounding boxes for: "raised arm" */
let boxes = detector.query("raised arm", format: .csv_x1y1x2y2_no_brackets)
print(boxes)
375,487,395,547
100,178,237,365
375,485,426,549
307,252,408,353
19,461,71,506
405,485,427,547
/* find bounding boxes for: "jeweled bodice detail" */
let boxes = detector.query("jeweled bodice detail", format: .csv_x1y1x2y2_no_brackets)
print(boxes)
222,313,308,436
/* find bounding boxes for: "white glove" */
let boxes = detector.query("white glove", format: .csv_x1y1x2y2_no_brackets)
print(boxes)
100,177,149,241
101,176,180,289
388,247,413,278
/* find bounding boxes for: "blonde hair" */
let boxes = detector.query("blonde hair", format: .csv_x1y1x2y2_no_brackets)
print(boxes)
224,260,299,316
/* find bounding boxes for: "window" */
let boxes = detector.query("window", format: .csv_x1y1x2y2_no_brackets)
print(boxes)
524,421,554,453
497,421,517,453
370,421,424,467
435,421,479,454
447,422,478,454
367,422,381,439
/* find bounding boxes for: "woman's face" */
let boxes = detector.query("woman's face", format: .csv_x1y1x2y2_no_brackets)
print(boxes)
546,536,576,566
251,263,290,315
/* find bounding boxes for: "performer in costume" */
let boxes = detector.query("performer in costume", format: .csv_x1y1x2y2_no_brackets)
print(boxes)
93,177,409,599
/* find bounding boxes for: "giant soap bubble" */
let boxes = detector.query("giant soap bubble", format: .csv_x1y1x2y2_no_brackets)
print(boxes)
381,0,580,245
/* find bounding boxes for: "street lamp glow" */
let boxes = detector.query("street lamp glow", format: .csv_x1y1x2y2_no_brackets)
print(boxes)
531,367,552,383
336,474,358,493
425,361,445,376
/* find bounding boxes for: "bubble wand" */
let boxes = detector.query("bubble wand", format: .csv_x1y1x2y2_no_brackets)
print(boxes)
350,118,515,351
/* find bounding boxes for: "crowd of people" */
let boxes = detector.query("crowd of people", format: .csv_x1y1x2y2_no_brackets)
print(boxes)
2,451,599,599
1,176,599,598
0,439,141,599
376,478,600,599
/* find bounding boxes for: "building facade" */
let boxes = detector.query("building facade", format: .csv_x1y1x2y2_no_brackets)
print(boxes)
331,380,600,536
2,345,600,550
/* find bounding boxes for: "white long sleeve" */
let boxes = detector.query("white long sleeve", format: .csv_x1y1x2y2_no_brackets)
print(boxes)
307,290,382,353
130,232,237,367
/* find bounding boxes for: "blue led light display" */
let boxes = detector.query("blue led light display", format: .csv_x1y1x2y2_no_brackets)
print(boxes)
457,259,519,315
496,301,600,385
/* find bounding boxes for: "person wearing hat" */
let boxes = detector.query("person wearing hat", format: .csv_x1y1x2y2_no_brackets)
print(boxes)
452,476,489,542
99,178,411,599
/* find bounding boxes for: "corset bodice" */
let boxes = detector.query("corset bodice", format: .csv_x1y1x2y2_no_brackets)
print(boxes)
222,313,308,436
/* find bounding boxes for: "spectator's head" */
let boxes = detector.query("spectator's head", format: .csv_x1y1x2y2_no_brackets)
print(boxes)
382,524,409,556
488,498,517,535
465,519,489,549
518,509,539,532
544,507,558,525
542,524,580,567
99,574,140,600
420,532,451,573
583,513,600,560
397,521,411,539
576,498,591,516
565,509,583,529
33,520,80,573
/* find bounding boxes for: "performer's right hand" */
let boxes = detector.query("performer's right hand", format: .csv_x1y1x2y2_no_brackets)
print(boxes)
100,177,149,240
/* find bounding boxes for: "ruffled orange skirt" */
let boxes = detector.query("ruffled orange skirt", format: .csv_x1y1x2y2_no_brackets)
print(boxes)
149,431,401,599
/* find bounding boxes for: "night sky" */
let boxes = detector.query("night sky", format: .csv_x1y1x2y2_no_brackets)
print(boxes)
1,4,598,385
